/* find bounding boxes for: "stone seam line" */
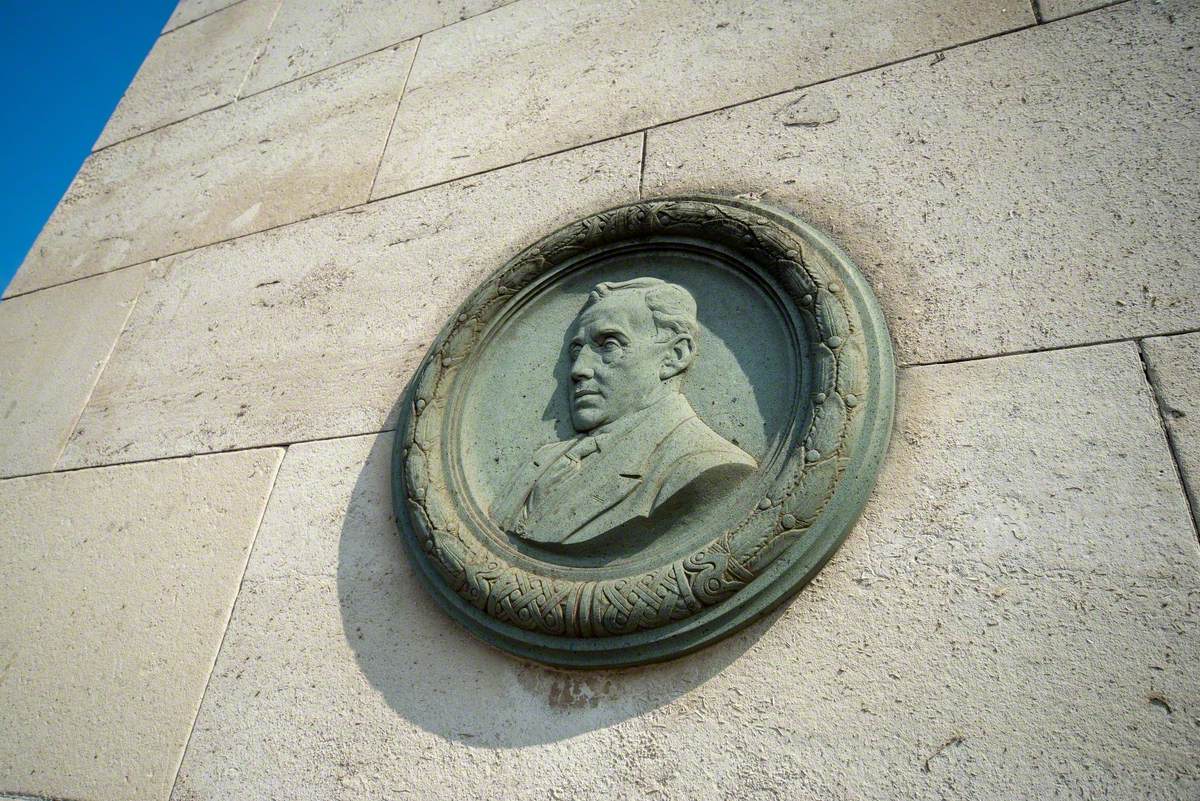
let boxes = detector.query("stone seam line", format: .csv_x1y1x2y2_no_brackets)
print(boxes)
162,0,248,35
49,267,148,472
637,131,649,200
91,0,520,154
89,2,269,157
164,446,287,801
232,0,523,104
0,450,285,801
367,36,424,202
5,329,1199,483
87,0,1135,164
2,429,376,484
151,0,1124,102
1137,340,1200,544
13,2,1137,303
232,0,286,102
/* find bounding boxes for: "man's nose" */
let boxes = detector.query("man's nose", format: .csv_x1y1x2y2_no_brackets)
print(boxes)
570,353,595,382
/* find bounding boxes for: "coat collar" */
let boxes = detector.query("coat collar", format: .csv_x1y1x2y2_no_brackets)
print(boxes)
517,393,696,545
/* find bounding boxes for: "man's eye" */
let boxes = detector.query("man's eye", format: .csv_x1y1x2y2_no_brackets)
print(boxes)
601,337,621,349
569,344,582,356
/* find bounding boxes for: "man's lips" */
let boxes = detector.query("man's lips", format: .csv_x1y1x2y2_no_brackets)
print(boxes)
573,388,602,401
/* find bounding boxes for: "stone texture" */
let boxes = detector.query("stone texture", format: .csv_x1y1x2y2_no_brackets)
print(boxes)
1142,331,1200,519
0,266,145,478
172,343,1200,801
96,0,279,149
371,0,1033,199
163,0,244,32
643,0,1200,366
0,449,283,801
241,0,512,97
6,43,416,298
1039,0,1118,21
58,136,641,469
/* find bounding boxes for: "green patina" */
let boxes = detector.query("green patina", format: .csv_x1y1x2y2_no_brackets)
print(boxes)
393,195,896,668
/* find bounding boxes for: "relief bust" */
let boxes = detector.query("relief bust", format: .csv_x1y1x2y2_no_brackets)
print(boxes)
492,278,757,549
395,195,896,667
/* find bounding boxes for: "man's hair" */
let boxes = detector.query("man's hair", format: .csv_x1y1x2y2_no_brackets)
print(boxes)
583,278,698,345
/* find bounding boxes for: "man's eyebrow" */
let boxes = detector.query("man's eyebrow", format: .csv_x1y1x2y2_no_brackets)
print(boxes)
594,327,628,339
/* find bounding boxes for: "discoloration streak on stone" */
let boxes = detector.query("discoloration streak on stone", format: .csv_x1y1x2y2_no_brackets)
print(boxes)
517,665,621,710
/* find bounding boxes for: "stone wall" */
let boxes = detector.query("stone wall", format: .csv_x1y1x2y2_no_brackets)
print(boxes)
1,1,1198,799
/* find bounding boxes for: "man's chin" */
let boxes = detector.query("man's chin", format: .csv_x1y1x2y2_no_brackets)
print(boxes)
570,409,605,432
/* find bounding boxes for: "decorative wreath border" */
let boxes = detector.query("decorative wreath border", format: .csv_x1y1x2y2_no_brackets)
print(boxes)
393,195,895,668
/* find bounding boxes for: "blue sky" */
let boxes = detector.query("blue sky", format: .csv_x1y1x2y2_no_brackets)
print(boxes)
0,2,172,294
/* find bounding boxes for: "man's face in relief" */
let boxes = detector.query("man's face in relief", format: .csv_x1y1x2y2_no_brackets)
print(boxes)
567,293,672,432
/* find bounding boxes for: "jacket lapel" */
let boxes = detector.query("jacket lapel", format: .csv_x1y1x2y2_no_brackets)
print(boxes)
491,438,574,532
520,396,695,545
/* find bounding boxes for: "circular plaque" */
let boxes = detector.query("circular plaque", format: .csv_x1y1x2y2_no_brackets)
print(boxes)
393,195,895,667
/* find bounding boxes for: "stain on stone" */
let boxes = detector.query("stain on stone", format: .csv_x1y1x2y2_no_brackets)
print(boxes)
516,663,620,710
777,94,840,128
921,734,965,773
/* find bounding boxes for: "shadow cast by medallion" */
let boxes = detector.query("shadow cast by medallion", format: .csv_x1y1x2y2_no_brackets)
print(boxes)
335,426,784,747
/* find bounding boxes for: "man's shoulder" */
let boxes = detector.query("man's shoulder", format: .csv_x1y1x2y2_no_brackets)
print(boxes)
662,415,756,466
643,414,757,509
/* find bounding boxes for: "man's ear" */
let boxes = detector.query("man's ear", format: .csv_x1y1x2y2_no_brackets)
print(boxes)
660,334,696,380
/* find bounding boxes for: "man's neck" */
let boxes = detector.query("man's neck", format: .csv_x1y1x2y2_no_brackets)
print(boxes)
587,391,681,439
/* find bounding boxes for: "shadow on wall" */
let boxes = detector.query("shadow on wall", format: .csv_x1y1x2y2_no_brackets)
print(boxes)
334,392,786,748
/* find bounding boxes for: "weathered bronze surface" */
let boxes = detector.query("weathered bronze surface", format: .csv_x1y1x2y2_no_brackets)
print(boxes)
495,278,758,550
393,195,895,667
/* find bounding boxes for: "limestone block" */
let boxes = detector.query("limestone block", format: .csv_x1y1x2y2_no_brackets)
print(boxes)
171,343,1200,800
163,0,243,33
241,0,512,97
1142,331,1200,518
1039,0,1116,21
0,266,145,478
0,448,283,801
96,0,278,149
644,0,1200,366
57,136,641,469
371,0,1033,199
6,44,416,299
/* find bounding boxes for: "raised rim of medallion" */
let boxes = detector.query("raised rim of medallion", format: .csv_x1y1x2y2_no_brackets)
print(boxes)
393,195,896,668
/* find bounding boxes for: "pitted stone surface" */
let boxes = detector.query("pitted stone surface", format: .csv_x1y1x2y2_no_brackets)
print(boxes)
0,449,283,801
370,0,1032,198
241,0,512,96
1039,0,1118,20
0,266,145,478
57,136,641,469
643,0,1200,366
163,0,245,33
1142,331,1200,519
171,343,1199,800
95,0,278,149
6,44,415,298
